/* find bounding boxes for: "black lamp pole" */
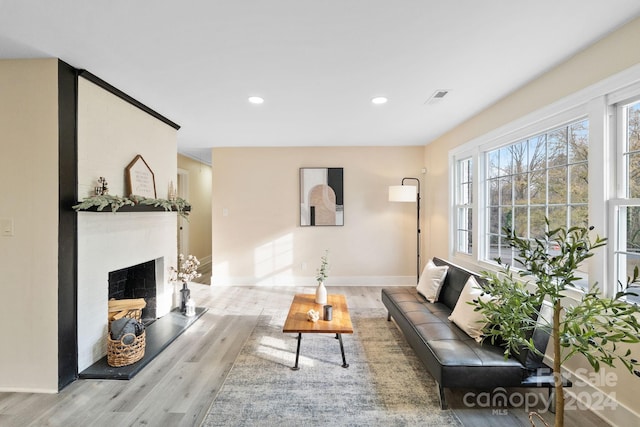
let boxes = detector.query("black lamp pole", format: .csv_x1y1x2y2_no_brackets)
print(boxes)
401,177,421,283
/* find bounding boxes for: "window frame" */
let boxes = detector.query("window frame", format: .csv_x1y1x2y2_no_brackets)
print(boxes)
610,95,640,302
454,156,473,256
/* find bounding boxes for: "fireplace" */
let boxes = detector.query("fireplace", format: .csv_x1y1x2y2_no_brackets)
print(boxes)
108,259,159,324
77,211,176,371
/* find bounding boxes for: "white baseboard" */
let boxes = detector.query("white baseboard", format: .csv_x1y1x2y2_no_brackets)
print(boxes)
210,275,416,286
0,387,57,393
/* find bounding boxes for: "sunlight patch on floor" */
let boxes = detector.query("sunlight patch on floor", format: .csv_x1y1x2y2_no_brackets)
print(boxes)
256,335,315,367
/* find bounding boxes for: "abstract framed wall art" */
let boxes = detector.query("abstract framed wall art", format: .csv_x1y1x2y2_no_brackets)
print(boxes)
300,167,344,226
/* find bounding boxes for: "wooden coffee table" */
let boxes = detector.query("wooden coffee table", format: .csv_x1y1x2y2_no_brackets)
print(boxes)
282,294,353,370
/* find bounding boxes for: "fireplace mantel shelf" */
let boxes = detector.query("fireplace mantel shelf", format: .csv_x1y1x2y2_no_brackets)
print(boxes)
73,195,190,218
78,205,191,214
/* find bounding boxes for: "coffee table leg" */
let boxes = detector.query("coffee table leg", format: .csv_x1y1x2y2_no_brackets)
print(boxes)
292,333,302,370
337,333,349,368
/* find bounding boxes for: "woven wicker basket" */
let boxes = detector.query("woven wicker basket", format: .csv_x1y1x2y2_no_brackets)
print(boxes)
107,330,146,367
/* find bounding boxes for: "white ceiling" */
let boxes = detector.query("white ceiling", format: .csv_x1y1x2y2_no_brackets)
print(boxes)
2,1,640,162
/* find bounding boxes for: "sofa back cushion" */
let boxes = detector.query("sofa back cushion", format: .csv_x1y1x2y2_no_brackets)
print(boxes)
432,257,484,311
486,301,551,369
517,301,552,369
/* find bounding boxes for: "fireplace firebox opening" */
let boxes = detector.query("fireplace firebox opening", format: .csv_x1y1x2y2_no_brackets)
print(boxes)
108,259,159,325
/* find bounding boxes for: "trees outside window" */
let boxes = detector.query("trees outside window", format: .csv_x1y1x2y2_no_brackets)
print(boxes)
485,119,589,286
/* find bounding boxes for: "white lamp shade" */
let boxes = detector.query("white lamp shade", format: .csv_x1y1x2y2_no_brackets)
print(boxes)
388,185,417,202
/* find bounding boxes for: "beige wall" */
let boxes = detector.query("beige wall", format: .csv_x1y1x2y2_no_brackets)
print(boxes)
424,17,640,424
178,154,212,262
0,59,59,392
212,146,424,285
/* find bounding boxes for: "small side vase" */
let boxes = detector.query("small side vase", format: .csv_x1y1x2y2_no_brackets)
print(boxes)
315,281,327,305
180,282,191,313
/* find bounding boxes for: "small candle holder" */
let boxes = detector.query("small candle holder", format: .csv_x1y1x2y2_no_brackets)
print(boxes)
323,305,333,321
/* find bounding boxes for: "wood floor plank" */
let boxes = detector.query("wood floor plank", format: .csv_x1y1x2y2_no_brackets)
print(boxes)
0,392,62,427
27,381,120,427
182,313,245,364
167,316,257,414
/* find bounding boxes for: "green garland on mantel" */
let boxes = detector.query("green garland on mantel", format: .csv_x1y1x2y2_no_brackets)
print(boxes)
73,195,191,219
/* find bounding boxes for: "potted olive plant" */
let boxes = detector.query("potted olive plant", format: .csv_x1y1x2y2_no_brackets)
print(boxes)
477,220,640,427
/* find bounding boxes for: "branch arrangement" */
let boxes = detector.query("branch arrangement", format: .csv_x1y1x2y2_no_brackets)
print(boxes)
73,194,191,219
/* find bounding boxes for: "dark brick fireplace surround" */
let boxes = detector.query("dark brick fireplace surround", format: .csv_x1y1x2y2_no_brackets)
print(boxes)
108,260,157,324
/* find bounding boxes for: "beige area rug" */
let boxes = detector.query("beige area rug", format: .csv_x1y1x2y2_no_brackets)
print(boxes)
201,309,462,426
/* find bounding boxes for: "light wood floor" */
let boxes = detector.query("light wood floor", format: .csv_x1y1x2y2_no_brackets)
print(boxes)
0,285,609,427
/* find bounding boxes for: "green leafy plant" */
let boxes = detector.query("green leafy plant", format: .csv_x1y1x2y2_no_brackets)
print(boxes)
73,195,191,219
133,195,191,217
72,194,134,212
477,219,640,427
316,250,330,283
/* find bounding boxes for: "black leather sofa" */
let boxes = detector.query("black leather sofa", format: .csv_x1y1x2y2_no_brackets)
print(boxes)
382,257,564,409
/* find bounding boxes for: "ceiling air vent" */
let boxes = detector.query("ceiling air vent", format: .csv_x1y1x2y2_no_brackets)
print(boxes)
425,89,449,105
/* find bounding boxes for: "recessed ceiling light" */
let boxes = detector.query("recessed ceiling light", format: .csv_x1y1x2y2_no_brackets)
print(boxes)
248,96,264,104
371,96,388,105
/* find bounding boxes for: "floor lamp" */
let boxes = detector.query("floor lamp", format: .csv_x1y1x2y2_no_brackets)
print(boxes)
388,177,420,283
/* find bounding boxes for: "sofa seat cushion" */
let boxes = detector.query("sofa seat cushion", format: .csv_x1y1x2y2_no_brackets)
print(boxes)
440,364,526,388
404,310,445,325
424,301,450,314
429,339,523,368
384,287,448,310
383,287,425,302
429,339,526,388
415,323,469,341
396,300,431,313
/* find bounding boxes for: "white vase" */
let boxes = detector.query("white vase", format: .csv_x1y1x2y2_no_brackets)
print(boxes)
172,282,181,308
315,281,327,304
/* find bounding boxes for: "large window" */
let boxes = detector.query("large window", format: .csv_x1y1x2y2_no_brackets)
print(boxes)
450,68,640,300
455,158,473,255
485,119,589,270
613,98,640,300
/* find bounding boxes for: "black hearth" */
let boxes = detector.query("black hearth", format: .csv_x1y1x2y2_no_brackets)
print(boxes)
108,259,157,324
79,307,207,380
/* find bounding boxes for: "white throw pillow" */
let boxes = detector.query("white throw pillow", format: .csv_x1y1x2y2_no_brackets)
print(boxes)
448,276,492,342
416,260,449,303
